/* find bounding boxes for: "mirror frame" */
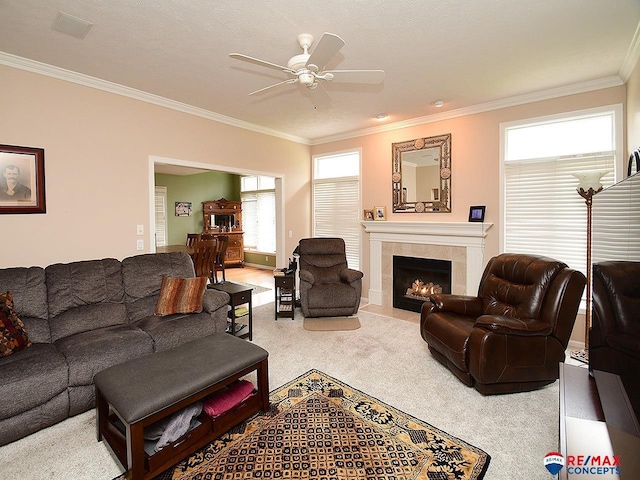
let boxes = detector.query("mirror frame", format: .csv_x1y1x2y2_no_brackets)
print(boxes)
392,133,451,213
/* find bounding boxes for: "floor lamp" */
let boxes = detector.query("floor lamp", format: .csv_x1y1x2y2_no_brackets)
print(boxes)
570,170,608,364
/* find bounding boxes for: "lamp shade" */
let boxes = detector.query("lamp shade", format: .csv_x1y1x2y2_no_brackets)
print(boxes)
571,170,608,192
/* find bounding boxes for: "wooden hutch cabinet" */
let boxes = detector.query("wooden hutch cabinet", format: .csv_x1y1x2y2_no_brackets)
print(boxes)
202,198,244,267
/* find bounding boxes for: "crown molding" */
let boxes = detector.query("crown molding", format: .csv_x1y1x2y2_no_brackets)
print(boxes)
0,52,310,146
619,21,640,82
1,51,629,148
310,76,624,145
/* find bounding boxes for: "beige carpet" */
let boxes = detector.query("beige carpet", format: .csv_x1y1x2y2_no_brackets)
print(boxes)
303,316,361,331
2,302,561,480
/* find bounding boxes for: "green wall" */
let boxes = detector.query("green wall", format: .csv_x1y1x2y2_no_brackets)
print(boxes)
244,252,277,268
155,171,240,245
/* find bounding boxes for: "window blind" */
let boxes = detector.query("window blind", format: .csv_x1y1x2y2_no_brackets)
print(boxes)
313,178,360,270
592,173,640,264
154,186,167,247
505,154,615,274
241,190,276,253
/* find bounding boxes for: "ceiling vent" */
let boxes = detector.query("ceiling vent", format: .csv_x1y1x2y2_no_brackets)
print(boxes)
52,11,93,39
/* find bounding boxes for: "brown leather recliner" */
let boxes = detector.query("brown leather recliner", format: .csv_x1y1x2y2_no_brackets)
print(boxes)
296,238,363,318
420,253,585,394
590,261,640,418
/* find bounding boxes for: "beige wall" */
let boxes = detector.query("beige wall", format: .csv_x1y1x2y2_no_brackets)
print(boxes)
0,65,311,267
312,87,626,298
627,58,640,162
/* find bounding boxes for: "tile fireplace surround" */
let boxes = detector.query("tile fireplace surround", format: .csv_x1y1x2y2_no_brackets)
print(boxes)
362,221,492,308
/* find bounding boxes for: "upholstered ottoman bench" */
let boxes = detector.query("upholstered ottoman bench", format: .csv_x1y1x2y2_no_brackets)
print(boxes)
94,333,269,480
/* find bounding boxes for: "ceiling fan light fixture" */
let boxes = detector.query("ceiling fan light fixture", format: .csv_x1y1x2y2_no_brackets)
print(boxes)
299,72,315,86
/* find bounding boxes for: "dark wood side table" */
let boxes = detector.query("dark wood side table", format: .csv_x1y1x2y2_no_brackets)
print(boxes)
208,282,253,340
274,273,295,319
559,363,640,479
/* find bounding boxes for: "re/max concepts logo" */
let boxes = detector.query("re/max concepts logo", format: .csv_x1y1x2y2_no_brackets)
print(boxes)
544,452,621,476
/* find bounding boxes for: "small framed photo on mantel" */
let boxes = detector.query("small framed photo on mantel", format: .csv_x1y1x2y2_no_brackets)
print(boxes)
468,205,486,222
374,206,387,221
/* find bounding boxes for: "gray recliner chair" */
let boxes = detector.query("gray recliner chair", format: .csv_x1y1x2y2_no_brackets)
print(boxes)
296,238,363,318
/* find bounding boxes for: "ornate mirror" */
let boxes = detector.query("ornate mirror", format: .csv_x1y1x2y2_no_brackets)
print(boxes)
392,133,451,213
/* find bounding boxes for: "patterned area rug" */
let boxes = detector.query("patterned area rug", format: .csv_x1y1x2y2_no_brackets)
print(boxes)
151,369,490,480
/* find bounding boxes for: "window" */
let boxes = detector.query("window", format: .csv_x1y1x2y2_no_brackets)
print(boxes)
241,175,275,253
502,106,622,280
154,186,167,247
313,151,361,270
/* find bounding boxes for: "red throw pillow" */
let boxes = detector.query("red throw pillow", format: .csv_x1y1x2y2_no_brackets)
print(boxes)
0,291,32,357
154,277,208,316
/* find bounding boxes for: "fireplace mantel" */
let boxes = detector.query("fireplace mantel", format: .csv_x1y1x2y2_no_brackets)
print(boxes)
362,221,493,307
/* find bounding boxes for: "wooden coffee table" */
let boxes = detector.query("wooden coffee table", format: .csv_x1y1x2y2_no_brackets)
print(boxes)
95,334,269,480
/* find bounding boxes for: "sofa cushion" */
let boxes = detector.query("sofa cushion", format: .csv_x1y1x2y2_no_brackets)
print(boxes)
135,312,218,352
46,258,127,342
54,324,152,387
0,343,68,420
0,292,32,357
154,276,207,316
0,266,50,343
122,252,197,322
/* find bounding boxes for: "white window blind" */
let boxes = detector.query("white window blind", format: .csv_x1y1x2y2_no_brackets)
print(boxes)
154,186,167,247
313,151,361,270
241,176,276,253
505,154,614,273
592,173,640,264
504,108,618,277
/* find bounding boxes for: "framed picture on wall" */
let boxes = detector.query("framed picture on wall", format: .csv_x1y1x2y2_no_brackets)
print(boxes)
363,209,374,221
0,144,46,214
175,202,192,216
468,205,486,222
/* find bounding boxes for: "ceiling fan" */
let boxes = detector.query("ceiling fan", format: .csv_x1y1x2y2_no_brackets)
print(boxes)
229,32,385,96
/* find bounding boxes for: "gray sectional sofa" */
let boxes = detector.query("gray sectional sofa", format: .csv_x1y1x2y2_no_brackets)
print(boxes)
0,252,230,446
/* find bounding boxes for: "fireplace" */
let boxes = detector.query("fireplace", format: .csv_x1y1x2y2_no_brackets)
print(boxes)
393,256,452,312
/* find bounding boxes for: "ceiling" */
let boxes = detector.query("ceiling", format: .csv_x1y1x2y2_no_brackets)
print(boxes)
1,1,639,145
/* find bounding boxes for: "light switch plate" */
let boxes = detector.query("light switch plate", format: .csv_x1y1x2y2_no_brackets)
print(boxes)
137,225,144,235
136,239,144,251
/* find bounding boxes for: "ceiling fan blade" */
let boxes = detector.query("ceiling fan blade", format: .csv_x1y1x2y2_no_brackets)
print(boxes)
306,33,345,71
323,69,385,84
308,81,332,108
229,53,296,74
249,78,298,96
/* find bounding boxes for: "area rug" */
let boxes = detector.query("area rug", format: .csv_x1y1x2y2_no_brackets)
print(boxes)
146,369,490,480
303,316,361,331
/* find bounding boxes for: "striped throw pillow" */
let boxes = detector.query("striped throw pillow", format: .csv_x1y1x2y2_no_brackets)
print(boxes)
154,277,208,316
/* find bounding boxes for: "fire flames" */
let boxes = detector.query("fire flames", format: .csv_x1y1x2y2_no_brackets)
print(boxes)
405,279,442,300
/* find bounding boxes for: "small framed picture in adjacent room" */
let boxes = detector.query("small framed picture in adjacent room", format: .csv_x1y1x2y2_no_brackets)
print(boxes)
175,202,192,216
468,205,485,222
374,206,387,221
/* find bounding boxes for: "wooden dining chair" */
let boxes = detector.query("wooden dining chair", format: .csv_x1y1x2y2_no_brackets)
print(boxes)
200,233,216,241
186,233,201,247
213,235,229,283
191,240,217,282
